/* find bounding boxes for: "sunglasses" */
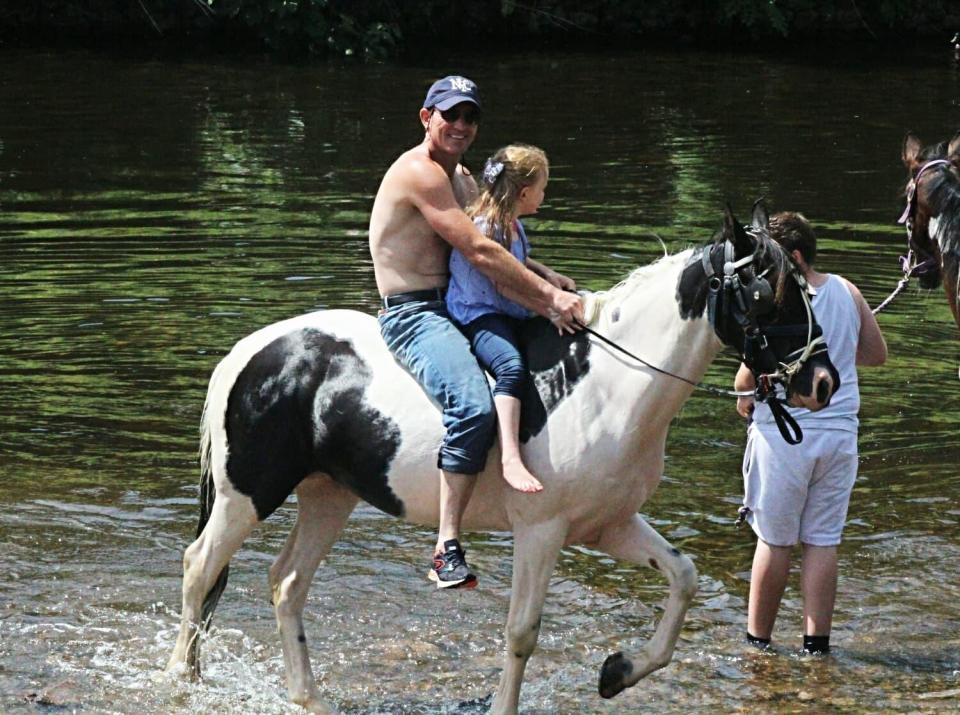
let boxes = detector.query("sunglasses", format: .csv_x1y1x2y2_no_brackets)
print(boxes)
437,106,481,125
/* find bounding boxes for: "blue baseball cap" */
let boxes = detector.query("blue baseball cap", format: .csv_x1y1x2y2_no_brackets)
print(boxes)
423,75,481,111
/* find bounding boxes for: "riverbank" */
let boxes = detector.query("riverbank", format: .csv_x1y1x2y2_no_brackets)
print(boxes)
2,1,958,61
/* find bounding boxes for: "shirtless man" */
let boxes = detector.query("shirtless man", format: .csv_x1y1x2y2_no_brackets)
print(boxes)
369,75,583,588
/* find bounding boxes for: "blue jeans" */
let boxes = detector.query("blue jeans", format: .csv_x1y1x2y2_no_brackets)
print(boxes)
461,313,527,399
379,300,495,475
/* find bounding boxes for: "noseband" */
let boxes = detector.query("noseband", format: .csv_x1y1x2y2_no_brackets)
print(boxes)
701,238,827,444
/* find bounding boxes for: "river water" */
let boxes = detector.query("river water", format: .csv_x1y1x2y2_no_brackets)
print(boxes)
1,46,959,714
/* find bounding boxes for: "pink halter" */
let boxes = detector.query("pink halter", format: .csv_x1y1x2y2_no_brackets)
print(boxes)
898,159,952,224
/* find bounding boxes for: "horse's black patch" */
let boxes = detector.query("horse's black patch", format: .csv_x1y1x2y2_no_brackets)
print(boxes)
677,248,710,320
225,329,404,521
516,317,591,443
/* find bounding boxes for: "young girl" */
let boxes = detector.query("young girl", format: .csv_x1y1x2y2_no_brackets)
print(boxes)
446,144,576,493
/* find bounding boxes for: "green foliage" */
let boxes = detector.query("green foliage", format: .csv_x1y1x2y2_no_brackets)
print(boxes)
207,0,400,58
720,0,790,35
0,0,957,56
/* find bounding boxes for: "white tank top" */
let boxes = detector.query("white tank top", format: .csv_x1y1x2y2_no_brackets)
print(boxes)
753,274,861,433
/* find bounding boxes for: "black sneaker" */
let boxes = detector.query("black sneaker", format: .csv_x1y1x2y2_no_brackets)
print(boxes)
428,539,477,589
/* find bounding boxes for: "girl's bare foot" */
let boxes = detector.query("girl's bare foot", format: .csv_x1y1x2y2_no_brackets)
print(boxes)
502,456,543,493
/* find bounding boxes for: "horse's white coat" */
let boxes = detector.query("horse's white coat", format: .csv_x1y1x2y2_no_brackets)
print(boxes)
168,249,753,714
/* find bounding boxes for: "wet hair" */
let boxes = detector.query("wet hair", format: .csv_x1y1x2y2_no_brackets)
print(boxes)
468,144,548,246
769,211,817,265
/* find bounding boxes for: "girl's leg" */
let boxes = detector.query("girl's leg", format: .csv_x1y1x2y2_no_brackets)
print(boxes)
495,393,543,492
465,314,543,493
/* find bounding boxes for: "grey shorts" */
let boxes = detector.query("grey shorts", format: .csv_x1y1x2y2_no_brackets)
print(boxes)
742,426,858,547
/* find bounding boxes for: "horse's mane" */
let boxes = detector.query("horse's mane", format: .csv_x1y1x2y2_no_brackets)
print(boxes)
590,251,691,320
927,166,960,257
751,230,793,303
587,232,794,324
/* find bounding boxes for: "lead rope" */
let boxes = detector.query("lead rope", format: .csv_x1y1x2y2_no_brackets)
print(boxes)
871,249,930,315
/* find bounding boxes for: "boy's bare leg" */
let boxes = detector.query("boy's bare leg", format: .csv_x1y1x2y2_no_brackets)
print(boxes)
800,544,838,636
748,540,792,640
494,395,543,493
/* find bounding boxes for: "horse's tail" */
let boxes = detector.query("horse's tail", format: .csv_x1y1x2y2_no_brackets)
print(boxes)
196,383,229,631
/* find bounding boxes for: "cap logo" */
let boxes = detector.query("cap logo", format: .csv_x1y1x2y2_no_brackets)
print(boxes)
449,77,472,92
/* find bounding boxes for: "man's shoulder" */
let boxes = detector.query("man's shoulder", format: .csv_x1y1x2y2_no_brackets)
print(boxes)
381,146,450,195
389,145,444,176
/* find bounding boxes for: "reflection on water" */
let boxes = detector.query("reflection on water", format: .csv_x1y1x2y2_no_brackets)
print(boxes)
1,47,958,713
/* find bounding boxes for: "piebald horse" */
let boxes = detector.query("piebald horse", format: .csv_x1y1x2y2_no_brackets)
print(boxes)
900,132,960,331
166,204,838,714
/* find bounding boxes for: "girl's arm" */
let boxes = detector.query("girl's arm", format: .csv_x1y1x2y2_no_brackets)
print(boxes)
526,258,576,291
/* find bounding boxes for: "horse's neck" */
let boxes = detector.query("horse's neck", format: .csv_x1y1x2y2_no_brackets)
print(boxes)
594,251,721,427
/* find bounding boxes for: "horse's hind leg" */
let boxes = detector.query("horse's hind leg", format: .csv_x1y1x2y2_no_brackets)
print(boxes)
269,474,357,715
166,491,258,677
490,518,568,715
592,513,698,699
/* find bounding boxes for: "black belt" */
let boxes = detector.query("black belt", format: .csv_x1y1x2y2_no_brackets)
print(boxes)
382,287,446,309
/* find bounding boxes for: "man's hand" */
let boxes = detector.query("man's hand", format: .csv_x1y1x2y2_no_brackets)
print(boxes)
547,289,584,335
736,395,755,419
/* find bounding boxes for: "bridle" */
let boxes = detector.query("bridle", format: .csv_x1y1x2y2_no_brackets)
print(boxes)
701,236,828,444
897,158,951,277
570,236,828,444
870,159,954,316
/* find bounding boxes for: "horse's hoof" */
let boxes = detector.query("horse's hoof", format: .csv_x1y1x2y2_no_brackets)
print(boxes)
598,651,633,699
161,661,197,682
293,693,337,715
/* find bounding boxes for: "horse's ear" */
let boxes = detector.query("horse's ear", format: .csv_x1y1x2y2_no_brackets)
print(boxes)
723,203,753,257
948,130,960,162
903,133,923,171
751,198,770,232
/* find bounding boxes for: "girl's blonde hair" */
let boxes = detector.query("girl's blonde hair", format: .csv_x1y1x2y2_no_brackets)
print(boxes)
468,144,548,246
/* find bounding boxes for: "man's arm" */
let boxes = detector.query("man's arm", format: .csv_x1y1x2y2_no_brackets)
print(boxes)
409,158,582,327
843,279,887,367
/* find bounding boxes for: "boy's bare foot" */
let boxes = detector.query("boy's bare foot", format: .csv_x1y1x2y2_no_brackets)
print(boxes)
502,456,544,493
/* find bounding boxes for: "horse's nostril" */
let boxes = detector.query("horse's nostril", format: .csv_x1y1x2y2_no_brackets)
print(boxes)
816,379,829,404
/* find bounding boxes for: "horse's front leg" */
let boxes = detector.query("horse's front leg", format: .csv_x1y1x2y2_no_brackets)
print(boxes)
490,518,568,715
592,513,698,699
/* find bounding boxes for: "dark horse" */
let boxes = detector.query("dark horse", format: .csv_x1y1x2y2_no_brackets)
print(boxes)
900,132,960,331
165,204,837,714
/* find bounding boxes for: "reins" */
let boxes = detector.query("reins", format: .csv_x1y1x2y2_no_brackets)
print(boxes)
575,317,807,444
573,318,748,398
